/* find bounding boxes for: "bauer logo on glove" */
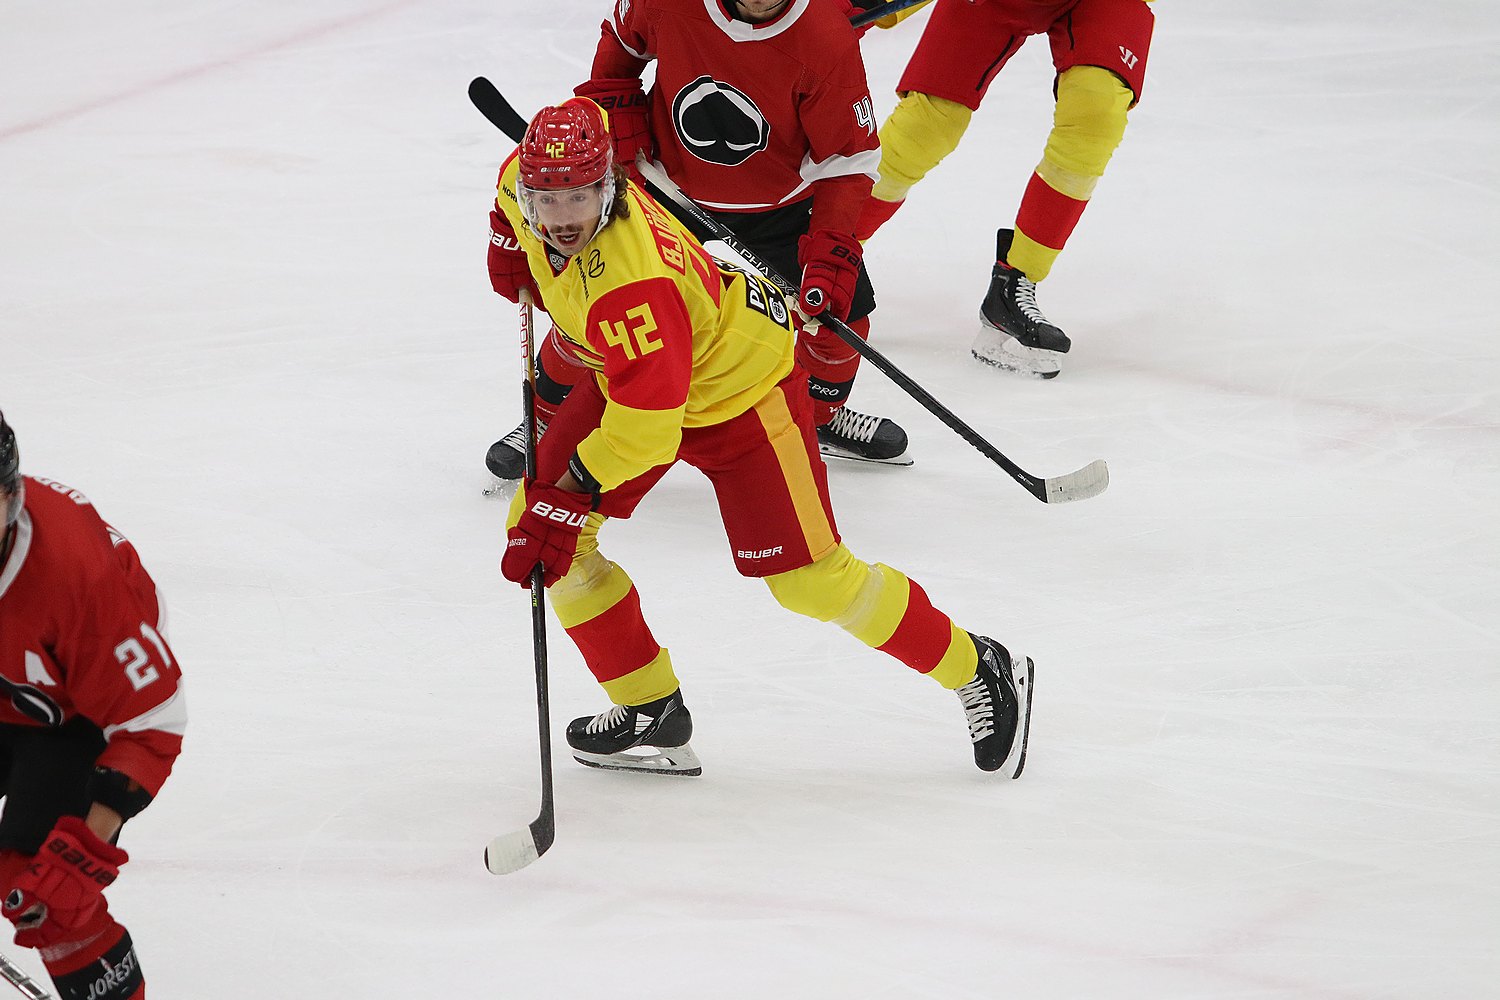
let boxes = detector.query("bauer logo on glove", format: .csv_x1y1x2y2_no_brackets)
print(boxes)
529,499,589,527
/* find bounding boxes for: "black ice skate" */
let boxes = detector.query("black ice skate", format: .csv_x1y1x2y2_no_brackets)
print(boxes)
816,406,913,466
956,635,1034,777
484,420,531,481
483,419,551,498
973,229,1071,379
566,689,702,776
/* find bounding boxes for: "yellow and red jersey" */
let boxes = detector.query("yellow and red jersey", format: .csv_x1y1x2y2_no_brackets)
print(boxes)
495,151,798,492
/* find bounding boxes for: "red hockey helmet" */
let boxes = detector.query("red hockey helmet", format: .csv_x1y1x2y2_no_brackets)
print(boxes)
518,99,613,190
516,99,617,254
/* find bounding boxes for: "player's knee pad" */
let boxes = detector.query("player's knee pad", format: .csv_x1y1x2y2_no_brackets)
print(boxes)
764,545,870,622
1046,66,1133,184
873,92,973,201
548,546,618,617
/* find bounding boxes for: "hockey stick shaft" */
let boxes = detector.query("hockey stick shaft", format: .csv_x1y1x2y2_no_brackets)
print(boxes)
484,292,556,874
849,0,932,28
0,953,54,1000
465,77,1106,504
629,159,1107,504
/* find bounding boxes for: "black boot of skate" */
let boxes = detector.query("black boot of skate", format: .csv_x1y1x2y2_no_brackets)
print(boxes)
816,405,912,466
973,229,1072,379
956,635,1034,777
566,688,702,776
484,419,543,481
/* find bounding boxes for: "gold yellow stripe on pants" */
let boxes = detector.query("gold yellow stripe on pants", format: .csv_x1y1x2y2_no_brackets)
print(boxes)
754,391,837,561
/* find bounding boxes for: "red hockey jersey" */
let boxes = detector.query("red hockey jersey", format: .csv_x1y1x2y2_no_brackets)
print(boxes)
592,0,881,218
0,477,186,797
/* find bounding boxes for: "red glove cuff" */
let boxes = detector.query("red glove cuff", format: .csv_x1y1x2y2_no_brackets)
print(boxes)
51,816,129,871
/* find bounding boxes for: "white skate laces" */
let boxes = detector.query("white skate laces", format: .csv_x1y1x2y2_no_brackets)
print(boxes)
826,407,883,444
957,674,997,742
1011,273,1050,326
585,704,630,734
499,423,528,451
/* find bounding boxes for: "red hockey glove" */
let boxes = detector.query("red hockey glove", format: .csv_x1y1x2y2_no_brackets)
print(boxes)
3,816,127,949
797,229,863,322
501,481,594,588
488,209,537,304
574,78,653,179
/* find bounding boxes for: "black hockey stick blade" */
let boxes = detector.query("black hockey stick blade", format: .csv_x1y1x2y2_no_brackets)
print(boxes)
469,76,527,142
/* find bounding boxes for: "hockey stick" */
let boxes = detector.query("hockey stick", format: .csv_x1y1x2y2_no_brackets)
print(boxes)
483,291,557,875
466,77,1107,504
849,0,933,29
634,162,1108,504
0,952,54,1000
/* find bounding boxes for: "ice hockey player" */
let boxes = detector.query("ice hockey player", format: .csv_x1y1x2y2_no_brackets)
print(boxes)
489,99,1033,779
0,410,186,1000
484,0,912,484
856,0,1156,378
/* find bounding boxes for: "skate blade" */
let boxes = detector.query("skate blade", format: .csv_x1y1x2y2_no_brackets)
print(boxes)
482,475,518,500
972,326,1062,379
818,441,915,467
1001,654,1035,780
572,743,703,776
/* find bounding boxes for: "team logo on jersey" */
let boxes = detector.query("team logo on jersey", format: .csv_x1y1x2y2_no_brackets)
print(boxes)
670,76,770,167
0,674,63,727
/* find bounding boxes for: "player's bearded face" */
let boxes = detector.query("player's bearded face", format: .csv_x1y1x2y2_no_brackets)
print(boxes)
526,181,607,256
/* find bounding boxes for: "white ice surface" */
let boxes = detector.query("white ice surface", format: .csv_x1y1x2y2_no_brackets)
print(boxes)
2,2,1497,996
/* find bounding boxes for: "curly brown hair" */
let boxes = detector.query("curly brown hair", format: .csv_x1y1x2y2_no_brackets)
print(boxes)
607,163,632,222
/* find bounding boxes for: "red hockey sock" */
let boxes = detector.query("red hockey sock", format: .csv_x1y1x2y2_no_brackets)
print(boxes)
564,583,660,686
1013,170,1088,255
798,315,869,425
875,577,956,673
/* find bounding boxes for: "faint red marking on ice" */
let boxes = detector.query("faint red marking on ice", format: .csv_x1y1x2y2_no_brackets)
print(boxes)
0,0,416,142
